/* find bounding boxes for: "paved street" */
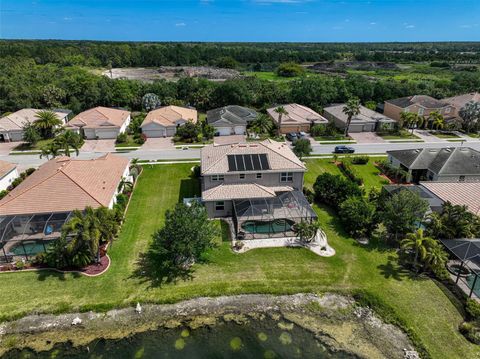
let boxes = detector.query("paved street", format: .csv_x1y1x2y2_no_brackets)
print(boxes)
2,139,480,169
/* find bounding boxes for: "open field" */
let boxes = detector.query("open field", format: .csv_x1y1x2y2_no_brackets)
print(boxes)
0,160,477,358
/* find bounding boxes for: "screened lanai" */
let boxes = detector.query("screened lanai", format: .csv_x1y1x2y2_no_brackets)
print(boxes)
441,238,480,300
232,190,317,240
0,212,72,263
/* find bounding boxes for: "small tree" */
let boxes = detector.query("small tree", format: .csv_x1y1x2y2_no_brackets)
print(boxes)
459,101,480,134
428,111,444,130
294,220,320,243
342,98,361,137
250,114,273,135
142,93,161,112
39,142,61,159
144,202,218,285
313,173,363,210
379,189,429,242
293,138,312,159
339,196,376,238
53,130,83,157
22,123,41,146
401,229,433,274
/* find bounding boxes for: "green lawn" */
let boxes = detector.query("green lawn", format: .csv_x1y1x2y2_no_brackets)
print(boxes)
13,138,54,151
379,130,421,140
115,136,142,148
431,131,460,139
0,162,477,357
314,135,353,142
243,71,301,82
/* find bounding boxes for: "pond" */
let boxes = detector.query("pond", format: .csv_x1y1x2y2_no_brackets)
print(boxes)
2,318,357,359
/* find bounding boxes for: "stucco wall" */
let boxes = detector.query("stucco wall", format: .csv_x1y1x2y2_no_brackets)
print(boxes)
0,168,18,191
203,171,304,191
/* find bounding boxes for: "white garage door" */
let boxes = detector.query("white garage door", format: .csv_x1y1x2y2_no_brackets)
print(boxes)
234,126,246,135
96,129,120,139
216,127,232,136
143,129,165,138
166,128,176,137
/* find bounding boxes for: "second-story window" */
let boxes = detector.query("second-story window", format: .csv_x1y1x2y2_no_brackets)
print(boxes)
212,174,224,181
418,107,424,116
256,173,262,179
280,172,293,182
239,173,245,180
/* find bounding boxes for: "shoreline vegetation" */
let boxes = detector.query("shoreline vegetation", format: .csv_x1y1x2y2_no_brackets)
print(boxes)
0,293,416,358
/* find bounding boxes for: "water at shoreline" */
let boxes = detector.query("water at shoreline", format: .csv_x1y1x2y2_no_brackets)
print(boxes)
2,318,356,359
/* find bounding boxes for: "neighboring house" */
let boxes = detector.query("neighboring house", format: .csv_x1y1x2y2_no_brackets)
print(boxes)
66,107,131,140
382,184,444,213
387,147,480,183
420,182,480,215
0,153,130,262
323,104,396,133
442,92,480,119
200,139,317,240
0,108,70,142
384,95,455,122
0,161,18,192
267,104,328,134
141,106,197,138
207,105,257,136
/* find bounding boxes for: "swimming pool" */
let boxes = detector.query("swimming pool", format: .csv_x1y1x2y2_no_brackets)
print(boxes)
241,219,295,234
10,240,53,257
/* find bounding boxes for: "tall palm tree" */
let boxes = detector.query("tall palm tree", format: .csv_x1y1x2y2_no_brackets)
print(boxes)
39,142,61,159
54,130,83,157
400,229,434,273
274,106,288,137
342,98,361,137
428,111,444,130
34,110,62,139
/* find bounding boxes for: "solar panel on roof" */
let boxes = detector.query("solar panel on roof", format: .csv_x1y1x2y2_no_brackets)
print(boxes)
235,155,245,171
251,154,261,170
244,154,254,171
227,155,236,171
259,154,270,170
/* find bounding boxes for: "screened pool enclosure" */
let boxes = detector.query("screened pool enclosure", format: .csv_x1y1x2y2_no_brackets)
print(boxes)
232,190,317,240
0,212,72,263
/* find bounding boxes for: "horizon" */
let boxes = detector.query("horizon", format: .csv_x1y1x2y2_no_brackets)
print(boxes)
1,0,479,42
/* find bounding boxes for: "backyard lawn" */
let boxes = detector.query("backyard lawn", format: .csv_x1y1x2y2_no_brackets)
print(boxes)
0,161,477,358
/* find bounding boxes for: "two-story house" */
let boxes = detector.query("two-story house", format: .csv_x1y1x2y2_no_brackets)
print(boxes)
442,92,480,119
384,95,456,123
200,139,317,239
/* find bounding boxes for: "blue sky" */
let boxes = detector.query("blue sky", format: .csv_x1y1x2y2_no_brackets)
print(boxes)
1,0,479,42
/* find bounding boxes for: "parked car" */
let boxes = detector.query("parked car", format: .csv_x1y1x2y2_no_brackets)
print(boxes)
297,131,307,138
333,145,355,154
286,132,298,142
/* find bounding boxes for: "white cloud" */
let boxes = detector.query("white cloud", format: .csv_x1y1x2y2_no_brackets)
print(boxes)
63,17,72,21
175,22,186,27
405,24,415,29
369,22,376,25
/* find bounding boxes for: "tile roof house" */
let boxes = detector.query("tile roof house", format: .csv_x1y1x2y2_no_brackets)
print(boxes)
141,106,197,138
384,95,455,123
0,154,130,262
420,182,480,215
387,147,480,183
323,104,396,133
0,109,70,142
207,105,257,136
267,104,328,134
442,92,480,119
200,139,316,239
0,160,18,192
66,107,131,140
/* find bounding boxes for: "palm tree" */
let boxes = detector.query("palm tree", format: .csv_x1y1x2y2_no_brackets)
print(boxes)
428,111,444,130
118,177,134,193
400,229,434,274
54,130,83,157
40,142,61,159
251,114,273,135
342,98,361,137
424,240,448,272
274,106,288,137
34,110,62,139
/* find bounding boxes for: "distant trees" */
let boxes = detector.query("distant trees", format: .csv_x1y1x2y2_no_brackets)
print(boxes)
276,62,305,77
142,93,161,111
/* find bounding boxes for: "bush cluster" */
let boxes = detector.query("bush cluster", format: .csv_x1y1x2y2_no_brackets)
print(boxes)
339,159,363,185
313,172,363,209
351,155,370,164
377,159,408,183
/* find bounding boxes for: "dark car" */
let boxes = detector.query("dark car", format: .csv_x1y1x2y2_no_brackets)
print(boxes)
286,132,298,142
333,145,355,154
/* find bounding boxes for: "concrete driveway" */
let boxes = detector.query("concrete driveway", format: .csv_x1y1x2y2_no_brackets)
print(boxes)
81,139,116,152
0,142,20,155
140,137,174,150
349,132,385,144
214,135,246,145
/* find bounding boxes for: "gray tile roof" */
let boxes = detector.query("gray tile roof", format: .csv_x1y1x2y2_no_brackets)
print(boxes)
386,95,449,109
323,104,396,124
387,147,480,175
207,106,257,126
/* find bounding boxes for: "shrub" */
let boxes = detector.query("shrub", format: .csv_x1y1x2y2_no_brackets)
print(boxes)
310,124,326,137
276,62,305,77
303,187,314,203
459,322,480,345
133,133,146,145
293,138,312,158
313,173,363,209
339,159,363,185
339,196,376,237
351,155,370,165
25,168,35,176
466,299,480,320
116,132,128,144
0,190,8,200
15,261,24,270
377,159,408,183
192,165,201,178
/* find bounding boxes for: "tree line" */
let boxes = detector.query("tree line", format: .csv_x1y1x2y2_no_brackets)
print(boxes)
1,57,480,117
1,40,479,68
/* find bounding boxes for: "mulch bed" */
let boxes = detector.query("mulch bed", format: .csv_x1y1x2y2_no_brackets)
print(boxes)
80,255,110,276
